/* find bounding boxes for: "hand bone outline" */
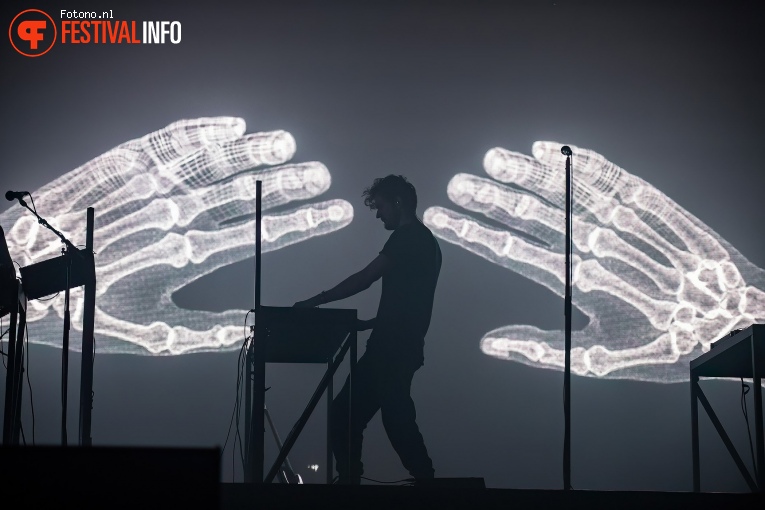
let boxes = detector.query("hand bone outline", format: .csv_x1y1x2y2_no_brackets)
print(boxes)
1,117,353,355
423,141,765,382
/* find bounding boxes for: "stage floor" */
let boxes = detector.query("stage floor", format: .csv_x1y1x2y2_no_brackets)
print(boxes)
221,483,761,510
3,446,760,508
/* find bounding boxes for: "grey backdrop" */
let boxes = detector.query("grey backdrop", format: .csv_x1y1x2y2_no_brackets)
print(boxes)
2,0,763,491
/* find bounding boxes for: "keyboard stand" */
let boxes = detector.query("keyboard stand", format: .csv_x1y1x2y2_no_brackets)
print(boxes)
690,325,764,492
243,306,357,484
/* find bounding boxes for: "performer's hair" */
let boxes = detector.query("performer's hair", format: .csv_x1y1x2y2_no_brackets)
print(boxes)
363,175,417,213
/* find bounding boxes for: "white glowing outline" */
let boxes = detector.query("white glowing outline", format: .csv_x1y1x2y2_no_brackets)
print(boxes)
423,141,765,382
1,118,353,355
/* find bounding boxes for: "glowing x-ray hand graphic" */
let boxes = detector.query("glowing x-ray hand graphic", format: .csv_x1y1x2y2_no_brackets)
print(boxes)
424,142,765,382
1,117,353,355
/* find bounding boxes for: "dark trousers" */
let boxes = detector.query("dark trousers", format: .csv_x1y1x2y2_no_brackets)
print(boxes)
330,351,434,483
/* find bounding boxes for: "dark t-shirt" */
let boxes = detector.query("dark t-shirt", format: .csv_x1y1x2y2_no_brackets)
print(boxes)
367,220,442,362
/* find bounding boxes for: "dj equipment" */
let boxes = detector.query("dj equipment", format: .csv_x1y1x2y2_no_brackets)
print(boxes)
690,325,764,492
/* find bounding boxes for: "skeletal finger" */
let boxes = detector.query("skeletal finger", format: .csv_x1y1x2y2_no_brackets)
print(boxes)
96,200,353,292
423,206,573,296
88,163,333,255
483,147,566,207
585,227,682,295
92,307,243,355
137,117,247,166
28,146,149,219
576,258,678,330
43,285,252,354
602,206,731,309
8,214,73,263
424,206,680,329
51,161,332,257
159,130,296,191
23,119,245,219
630,186,727,261
485,145,638,246
532,141,637,205
446,174,685,295
481,325,681,377
48,174,159,250
446,173,562,247
193,162,332,226
533,142,732,303
533,141,729,262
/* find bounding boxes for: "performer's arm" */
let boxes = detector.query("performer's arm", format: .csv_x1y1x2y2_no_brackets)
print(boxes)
356,317,376,331
294,254,389,307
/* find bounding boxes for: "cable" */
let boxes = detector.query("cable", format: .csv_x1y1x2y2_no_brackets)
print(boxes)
236,313,252,474
235,337,247,476
1,316,7,368
91,333,96,415
740,378,757,479
25,322,35,445
221,310,251,481
361,476,414,485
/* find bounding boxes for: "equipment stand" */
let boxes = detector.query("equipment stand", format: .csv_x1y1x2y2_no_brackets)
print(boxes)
241,181,357,483
2,201,96,447
2,280,26,445
691,325,764,492
562,146,573,490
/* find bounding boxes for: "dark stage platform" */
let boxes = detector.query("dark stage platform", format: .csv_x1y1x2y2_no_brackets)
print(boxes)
2,446,761,508
220,484,761,510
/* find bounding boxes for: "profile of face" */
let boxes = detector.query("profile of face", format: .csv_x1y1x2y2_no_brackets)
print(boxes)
373,194,402,230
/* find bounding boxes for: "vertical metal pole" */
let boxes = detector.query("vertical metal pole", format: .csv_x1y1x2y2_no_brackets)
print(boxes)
691,372,700,492
244,339,252,480
4,289,26,446
255,180,261,312
563,154,572,490
10,306,25,446
3,281,19,445
752,326,764,491
61,251,71,446
327,360,333,485
349,328,357,484
245,180,265,483
79,207,96,446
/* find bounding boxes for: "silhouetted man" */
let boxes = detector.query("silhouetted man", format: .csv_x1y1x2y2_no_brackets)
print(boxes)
294,175,441,484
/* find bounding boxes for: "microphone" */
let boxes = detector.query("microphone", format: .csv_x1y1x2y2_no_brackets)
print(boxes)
5,190,29,201
560,146,572,156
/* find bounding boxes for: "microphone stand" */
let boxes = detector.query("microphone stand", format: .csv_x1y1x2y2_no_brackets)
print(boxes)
561,146,573,490
14,197,81,446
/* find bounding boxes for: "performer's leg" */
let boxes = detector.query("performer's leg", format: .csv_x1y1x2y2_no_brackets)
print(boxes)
379,362,434,479
330,353,381,483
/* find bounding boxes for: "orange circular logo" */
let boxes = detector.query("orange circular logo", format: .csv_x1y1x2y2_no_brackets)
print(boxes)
9,9,57,57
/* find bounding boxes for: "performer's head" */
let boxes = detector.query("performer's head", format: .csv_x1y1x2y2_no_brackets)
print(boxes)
363,175,417,230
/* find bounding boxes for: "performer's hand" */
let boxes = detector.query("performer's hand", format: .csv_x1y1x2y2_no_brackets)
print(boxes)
355,318,375,331
293,297,319,308
1,117,353,354
423,141,765,382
